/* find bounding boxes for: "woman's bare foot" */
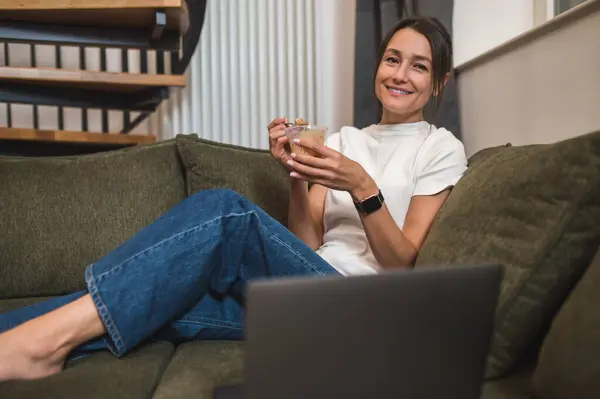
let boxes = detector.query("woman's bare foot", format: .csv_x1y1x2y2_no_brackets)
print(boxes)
0,324,66,381
0,295,106,381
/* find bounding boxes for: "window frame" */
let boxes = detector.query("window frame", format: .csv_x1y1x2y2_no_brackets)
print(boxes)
533,0,589,27
534,0,590,26
555,0,590,14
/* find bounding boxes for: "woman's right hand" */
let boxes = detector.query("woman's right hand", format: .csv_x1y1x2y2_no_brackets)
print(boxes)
268,117,293,172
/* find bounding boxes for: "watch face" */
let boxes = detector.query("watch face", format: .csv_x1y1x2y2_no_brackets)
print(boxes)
362,195,383,214
356,191,384,215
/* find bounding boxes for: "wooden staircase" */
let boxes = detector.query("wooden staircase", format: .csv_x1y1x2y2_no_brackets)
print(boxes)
0,0,206,154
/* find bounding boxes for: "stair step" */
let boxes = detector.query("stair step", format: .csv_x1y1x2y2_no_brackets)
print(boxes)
0,0,186,31
0,127,156,146
0,66,186,92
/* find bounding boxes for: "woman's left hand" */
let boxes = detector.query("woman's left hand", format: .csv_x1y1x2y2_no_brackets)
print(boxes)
286,138,378,200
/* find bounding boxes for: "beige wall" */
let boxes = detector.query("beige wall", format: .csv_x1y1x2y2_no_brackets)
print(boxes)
456,0,600,156
453,0,535,67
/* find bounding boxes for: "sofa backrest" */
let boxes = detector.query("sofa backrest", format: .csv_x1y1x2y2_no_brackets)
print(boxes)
0,141,186,299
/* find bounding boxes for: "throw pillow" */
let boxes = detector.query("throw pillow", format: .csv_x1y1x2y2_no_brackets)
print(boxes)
175,134,290,227
415,130,600,378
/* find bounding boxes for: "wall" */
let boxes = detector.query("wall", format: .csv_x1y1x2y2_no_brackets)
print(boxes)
453,0,535,66
315,0,356,137
456,0,600,156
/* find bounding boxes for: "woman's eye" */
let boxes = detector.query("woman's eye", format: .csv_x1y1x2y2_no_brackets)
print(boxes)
414,64,428,71
385,57,399,64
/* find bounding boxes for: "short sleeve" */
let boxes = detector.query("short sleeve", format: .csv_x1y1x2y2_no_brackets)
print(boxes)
413,130,468,196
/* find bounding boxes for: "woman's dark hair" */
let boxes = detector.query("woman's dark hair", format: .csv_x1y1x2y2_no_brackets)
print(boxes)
375,16,453,118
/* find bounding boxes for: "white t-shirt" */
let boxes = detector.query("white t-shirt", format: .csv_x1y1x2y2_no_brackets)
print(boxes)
316,121,468,276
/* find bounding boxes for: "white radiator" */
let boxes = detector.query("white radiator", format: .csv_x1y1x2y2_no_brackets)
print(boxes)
160,0,357,149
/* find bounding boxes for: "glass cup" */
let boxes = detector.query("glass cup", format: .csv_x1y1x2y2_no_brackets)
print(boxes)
284,125,328,157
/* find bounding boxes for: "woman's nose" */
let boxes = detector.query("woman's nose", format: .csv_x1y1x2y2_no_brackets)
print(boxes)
393,63,409,83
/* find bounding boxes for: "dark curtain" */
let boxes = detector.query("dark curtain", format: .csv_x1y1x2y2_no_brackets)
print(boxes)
353,0,461,139
353,0,401,129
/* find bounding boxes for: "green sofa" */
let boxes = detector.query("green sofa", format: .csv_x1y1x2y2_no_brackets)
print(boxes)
1,132,599,399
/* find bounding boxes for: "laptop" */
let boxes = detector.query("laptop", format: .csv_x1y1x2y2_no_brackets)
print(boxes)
214,264,502,399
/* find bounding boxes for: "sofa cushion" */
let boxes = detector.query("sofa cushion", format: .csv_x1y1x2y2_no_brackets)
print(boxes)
415,130,600,378
176,134,290,226
153,341,244,399
0,341,175,399
0,141,186,299
531,246,600,399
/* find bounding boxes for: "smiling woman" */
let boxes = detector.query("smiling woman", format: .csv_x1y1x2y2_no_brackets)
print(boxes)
269,17,466,275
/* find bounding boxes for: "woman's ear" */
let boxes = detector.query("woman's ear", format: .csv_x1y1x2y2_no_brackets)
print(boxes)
443,72,451,87
433,72,451,96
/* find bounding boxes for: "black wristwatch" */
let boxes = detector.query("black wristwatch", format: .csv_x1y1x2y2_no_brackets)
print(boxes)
353,190,385,215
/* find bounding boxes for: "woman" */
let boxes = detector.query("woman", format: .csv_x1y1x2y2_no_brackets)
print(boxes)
0,16,466,381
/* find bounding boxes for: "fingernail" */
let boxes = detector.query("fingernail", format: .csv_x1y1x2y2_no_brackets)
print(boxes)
293,138,300,143
291,153,297,158
287,160,294,166
290,172,299,178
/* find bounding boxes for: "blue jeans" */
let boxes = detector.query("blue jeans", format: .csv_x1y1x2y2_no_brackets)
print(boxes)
0,189,339,358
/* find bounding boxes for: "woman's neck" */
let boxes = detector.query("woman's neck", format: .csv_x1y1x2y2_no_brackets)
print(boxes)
379,109,424,125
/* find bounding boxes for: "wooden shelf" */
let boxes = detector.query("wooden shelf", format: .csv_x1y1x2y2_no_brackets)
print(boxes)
0,0,181,9
0,66,186,93
0,1,186,31
0,127,157,146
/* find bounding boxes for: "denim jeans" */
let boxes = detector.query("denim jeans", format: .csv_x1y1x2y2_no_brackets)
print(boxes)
0,189,339,358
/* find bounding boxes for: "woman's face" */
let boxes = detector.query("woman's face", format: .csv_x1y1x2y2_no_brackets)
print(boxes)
374,28,434,124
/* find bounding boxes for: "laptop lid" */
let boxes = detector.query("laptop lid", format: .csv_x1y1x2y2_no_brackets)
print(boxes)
243,264,502,399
